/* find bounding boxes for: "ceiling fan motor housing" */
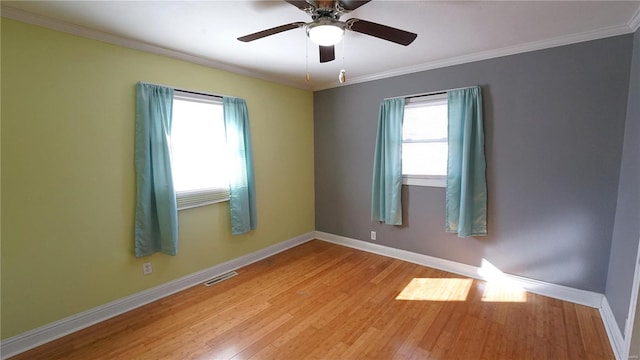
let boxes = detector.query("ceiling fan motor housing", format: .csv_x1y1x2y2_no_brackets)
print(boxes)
237,0,417,65
309,3,343,21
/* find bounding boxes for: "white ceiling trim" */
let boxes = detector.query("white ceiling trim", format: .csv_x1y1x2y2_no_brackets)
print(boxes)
2,4,637,93
629,6,640,31
0,5,308,91
314,23,635,91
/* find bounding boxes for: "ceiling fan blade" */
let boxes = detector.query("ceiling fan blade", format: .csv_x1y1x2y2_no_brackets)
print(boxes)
284,0,314,11
319,45,335,63
348,19,417,46
238,22,306,42
339,0,371,11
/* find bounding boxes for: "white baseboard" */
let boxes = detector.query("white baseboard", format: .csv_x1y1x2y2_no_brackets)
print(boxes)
0,231,617,358
601,296,625,360
0,232,315,359
314,231,604,308
315,231,629,356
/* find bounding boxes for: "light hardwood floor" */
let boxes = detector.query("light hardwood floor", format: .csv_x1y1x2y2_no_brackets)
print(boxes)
11,240,614,359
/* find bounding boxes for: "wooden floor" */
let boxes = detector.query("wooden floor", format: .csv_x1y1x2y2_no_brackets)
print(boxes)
11,240,614,359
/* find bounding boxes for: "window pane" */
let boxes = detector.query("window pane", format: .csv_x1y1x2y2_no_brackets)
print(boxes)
171,99,228,193
403,102,447,141
402,96,448,180
402,142,448,176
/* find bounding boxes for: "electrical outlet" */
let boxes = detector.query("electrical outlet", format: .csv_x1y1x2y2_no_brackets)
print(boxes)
370,231,376,241
143,262,153,275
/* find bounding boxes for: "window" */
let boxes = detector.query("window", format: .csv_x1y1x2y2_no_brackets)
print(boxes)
402,93,448,187
171,91,229,209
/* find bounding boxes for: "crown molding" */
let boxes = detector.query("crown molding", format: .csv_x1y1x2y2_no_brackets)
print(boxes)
0,5,310,91
312,23,635,91
2,3,637,93
629,6,640,32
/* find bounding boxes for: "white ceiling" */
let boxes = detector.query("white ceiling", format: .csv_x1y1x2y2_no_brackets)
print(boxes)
3,1,640,90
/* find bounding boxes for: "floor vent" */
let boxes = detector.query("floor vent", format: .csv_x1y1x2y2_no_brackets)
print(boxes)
203,271,238,287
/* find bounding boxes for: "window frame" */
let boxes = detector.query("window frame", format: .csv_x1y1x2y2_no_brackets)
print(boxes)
402,93,448,188
172,91,230,210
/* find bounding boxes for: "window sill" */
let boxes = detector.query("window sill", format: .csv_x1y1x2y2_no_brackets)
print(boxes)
176,188,230,210
402,175,446,188
177,197,229,211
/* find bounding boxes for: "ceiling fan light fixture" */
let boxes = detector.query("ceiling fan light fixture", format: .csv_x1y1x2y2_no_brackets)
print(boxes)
307,20,345,46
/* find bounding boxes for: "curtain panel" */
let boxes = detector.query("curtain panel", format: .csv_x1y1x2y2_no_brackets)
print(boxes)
223,97,257,235
445,86,488,237
371,98,405,225
134,82,179,257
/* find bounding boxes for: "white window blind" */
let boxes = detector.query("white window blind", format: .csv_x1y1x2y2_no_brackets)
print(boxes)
171,91,230,210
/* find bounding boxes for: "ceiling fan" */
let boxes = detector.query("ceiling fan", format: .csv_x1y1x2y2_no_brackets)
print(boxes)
237,0,417,63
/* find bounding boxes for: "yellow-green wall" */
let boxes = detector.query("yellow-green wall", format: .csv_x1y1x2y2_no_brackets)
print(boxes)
0,19,315,339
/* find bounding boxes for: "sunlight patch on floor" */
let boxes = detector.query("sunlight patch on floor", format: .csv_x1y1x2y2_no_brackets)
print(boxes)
395,258,529,303
478,259,527,302
396,278,472,301
481,282,528,302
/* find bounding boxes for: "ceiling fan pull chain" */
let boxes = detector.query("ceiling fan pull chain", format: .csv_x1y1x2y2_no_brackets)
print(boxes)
305,34,310,82
339,33,346,83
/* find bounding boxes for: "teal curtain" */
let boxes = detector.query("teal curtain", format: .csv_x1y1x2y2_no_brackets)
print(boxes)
134,82,178,257
446,86,487,237
223,97,257,235
371,98,405,225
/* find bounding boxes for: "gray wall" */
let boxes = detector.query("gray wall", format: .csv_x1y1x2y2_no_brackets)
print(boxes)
606,28,640,336
314,35,633,292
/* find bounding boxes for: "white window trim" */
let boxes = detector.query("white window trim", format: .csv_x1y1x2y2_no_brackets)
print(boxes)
402,93,448,188
176,188,230,211
403,175,446,188
173,91,222,105
405,92,447,106
172,91,229,210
